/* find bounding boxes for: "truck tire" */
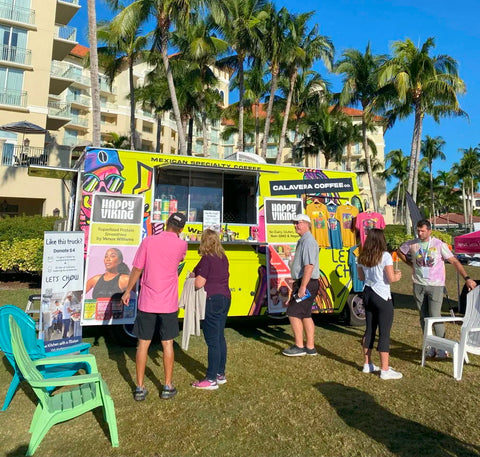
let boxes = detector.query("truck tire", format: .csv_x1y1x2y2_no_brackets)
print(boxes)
346,293,366,326
108,324,138,347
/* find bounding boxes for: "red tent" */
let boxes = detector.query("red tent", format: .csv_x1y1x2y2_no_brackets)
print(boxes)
454,231,480,254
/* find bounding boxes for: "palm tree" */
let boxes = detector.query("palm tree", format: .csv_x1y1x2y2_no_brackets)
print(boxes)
172,14,227,156
276,12,333,164
97,17,149,150
117,0,207,155
384,149,409,223
457,147,480,229
134,73,172,152
379,37,466,231
335,44,389,212
259,5,291,159
286,70,326,157
102,132,129,149
87,0,101,146
212,0,268,152
420,135,446,228
296,103,356,169
230,61,269,155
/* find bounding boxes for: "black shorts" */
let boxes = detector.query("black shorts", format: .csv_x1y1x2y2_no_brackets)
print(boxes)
286,278,319,319
133,310,179,341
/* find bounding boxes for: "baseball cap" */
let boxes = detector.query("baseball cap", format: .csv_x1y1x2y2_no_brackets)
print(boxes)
84,149,124,173
292,213,311,223
167,212,187,228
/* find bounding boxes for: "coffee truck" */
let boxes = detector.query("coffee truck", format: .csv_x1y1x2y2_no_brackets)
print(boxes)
31,147,367,345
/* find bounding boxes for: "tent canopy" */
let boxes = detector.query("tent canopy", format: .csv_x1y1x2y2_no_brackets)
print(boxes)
454,231,480,254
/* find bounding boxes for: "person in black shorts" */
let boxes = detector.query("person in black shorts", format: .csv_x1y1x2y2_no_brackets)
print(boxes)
282,214,320,357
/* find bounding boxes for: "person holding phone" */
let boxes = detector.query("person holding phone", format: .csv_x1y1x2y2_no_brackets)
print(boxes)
357,229,402,380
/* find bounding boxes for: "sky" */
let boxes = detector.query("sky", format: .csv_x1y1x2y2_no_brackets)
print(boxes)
71,0,480,183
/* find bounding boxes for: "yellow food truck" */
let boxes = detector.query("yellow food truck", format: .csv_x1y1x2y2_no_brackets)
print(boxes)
55,147,369,344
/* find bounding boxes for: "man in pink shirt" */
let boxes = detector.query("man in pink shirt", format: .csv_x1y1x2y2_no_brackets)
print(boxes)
122,212,187,401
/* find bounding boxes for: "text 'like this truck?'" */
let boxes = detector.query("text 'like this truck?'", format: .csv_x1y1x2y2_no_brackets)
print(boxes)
36,147,375,345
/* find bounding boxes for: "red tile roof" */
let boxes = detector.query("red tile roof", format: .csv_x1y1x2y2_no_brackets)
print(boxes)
71,44,89,57
430,213,480,225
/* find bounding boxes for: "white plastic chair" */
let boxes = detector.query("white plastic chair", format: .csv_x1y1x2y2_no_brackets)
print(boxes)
421,287,480,380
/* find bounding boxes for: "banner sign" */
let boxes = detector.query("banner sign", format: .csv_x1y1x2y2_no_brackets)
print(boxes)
264,198,303,243
269,178,353,196
82,193,144,326
40,231,85,352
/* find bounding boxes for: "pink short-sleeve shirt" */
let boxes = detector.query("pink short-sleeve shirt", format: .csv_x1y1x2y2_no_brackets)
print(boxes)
133,231,187,313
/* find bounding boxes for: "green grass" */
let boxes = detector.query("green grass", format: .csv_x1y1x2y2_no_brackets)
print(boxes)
1,263,480,457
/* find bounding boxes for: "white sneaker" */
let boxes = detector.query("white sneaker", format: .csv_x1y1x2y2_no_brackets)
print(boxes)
435,349,449,359
425,346,436,358
380,367,403,380
362,363,380,373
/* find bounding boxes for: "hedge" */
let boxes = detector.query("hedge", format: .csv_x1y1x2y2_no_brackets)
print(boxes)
384,224,453,251
0,215,58,273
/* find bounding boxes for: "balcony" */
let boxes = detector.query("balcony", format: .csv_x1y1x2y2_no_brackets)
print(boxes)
71,72,91,88
0,2,35,27
47,101,71,130
66,93,90,109
55,0,80,25
100,101,118,115
50,61,74,94
67,115,88,130
52,25,77,60
0,44,31,67
1,145,49,167
0,89,27,108
99,77,115,94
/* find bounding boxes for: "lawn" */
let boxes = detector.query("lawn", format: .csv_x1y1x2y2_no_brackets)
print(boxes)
1,262,480,457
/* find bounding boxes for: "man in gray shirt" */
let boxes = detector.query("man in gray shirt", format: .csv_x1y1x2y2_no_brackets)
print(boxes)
283,214,320,357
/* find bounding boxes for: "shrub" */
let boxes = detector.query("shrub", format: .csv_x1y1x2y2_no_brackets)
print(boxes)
0,215,58,273
0,215,57,242
383,224,453,251
0,238,43,273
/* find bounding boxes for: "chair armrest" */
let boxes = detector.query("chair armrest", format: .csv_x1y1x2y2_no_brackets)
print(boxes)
30,373,101,388
424,317,464,335
33,353,98,372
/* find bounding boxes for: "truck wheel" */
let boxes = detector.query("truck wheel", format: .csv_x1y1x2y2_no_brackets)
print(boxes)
108,324,138,347
346,294,366,326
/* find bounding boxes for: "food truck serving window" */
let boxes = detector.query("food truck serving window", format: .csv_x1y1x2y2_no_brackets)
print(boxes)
154,167,257,224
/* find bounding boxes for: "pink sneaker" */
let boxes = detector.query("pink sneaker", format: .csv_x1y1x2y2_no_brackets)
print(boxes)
192,379,218,390
216,374,227,385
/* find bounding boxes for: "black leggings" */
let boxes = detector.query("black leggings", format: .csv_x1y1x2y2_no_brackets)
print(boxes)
363,286,394,353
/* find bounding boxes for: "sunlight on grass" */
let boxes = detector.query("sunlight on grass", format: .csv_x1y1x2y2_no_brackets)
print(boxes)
1,263,480,456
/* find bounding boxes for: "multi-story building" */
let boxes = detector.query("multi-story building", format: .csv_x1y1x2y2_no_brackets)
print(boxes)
0,0,79,217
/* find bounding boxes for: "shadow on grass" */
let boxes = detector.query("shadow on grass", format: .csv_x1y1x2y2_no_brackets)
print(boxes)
316,382,480,457
5,445,28,457
1,355,38,408
226,316,294,351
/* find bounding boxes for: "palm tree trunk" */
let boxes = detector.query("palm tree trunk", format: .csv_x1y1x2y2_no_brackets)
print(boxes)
406,104,423,233
412,111,424,202
361,113,378,212
159,27,187,155
156,115,162,152
346,144,352,172
262,63,279,159
462,183,467,228
129,59,136,150
202,109,208,157
187,117,193,156
471,179,475,230
87,0,101,147
254,102,260,155
395,182,401,224
276,68,297,165
429,164,434,229
237,55,245,152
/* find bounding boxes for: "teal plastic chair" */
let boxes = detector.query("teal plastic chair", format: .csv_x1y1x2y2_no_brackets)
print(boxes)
0,305,91,411
9,315,118,455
